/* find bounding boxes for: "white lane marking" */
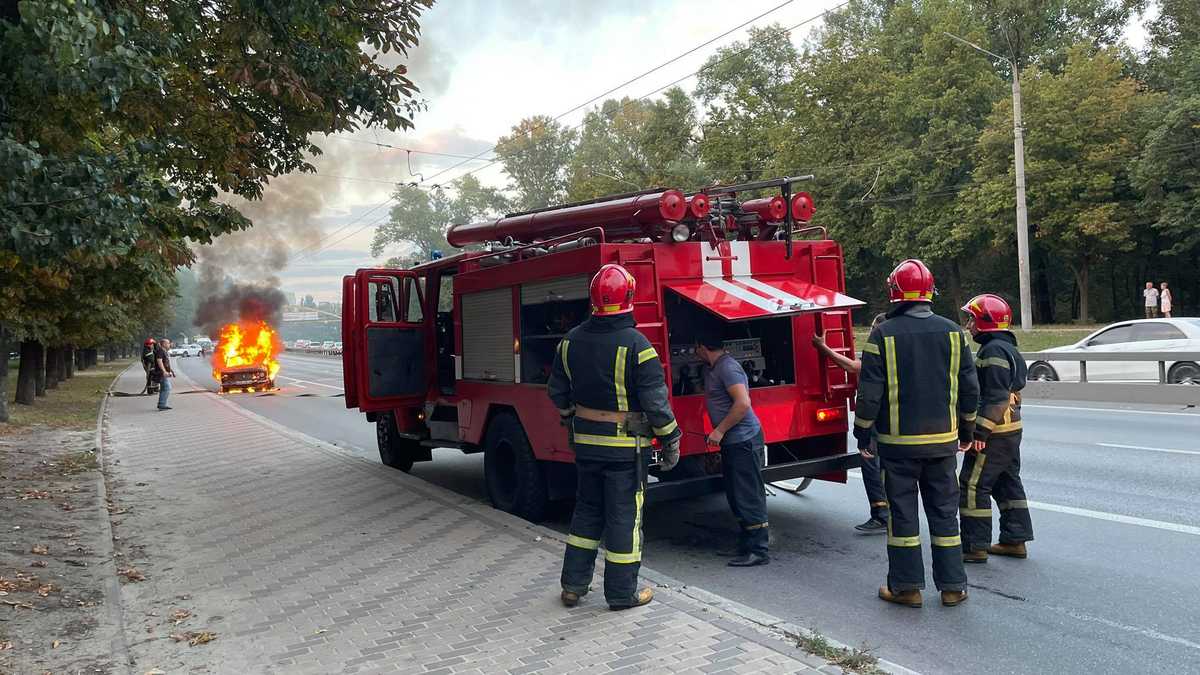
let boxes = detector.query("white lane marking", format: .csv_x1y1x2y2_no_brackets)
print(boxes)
1098,442,1200,457
276,376,343,391
1041,605,1200,653
846,472,1200,536
1024,403,1200,418
274,377,307,389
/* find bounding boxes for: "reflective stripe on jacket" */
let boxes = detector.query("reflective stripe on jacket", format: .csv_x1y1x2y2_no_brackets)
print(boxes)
973,331,1027,441
853,304,980,458
547,313,680,460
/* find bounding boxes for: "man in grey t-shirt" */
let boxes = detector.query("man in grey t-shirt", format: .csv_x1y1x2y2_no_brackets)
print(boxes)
696,331,768,567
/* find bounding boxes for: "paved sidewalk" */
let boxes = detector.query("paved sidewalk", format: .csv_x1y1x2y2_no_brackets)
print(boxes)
102,367,847,674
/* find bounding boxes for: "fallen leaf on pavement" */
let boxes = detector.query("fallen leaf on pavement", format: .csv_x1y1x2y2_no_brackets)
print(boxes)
2,600,35,609
31,560,48,568
144,670,167,675
171,609,191,624
20,489,50,500
37,584,55,597
31,544,49,555
51,640,61,648
0,641,12,650
189,631,217,646
118,568,146,582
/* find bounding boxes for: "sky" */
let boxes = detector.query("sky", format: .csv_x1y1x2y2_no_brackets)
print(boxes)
222,0,1154,304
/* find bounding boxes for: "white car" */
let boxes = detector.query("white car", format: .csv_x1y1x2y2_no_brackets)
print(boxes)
1028,318,1200,384
169,344,203,358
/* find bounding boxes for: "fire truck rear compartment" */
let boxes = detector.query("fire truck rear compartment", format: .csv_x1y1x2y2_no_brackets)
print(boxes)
664,292,794,394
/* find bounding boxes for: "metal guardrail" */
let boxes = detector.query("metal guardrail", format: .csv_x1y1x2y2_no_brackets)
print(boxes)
1020,351,1200,405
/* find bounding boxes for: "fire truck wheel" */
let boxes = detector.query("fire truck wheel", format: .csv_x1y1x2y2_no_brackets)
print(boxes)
376,412,416,472
483,412,548,522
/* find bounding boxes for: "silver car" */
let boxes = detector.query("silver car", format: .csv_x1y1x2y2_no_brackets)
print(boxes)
1028,318,1200,384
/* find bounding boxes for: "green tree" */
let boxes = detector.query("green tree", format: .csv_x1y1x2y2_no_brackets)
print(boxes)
566,89,706,200
494,116,577,210
0,0,433,419
371,177,510,264
964,44,1154,321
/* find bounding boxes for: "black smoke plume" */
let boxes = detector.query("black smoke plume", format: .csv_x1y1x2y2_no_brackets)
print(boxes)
194,283,287,337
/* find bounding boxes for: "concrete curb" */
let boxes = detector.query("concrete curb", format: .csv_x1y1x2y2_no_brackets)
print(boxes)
191,375,918,675
94,360,136,675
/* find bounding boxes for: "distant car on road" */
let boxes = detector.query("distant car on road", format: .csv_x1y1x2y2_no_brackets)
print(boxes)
293,340,309,352
306,341,324,353
1028,318,1200,384
332,341,343,355
169,344,203,358
321,340,336,355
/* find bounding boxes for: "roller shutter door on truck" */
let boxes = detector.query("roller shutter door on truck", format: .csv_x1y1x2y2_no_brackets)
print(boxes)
462,287,515,382
520,276,589,305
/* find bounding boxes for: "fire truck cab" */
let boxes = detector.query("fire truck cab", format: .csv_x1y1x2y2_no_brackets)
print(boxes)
342,178,865,521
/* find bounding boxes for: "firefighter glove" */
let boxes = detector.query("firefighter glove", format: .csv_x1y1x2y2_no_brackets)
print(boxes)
660,436,681,472
557,406,575,426
853,424,873,450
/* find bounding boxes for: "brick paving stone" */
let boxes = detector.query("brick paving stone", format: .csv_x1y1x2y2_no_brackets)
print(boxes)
101,368,828,674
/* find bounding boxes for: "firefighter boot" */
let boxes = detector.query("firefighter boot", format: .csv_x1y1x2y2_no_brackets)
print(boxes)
560,590,582,607
609,587,654,611
941,590,969,607
878,586,922,608
989,542,1027,558
963,549,988,564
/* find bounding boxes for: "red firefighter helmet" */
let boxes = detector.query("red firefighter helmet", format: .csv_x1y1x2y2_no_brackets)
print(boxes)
590,264,636,316
887,259,936,303
961,294,1013,332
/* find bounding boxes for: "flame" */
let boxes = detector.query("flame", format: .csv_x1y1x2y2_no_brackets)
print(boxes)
211,320,282,382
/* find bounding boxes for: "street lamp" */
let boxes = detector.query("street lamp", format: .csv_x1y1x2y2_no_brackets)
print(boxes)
945,31,1033,331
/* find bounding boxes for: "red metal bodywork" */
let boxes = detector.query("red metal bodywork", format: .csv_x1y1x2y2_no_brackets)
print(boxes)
344,237,862,476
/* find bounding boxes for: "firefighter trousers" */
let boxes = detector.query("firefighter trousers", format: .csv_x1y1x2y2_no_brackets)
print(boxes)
880,455,966,592
720,430,769,556
959,432,1033,551
561,457,645,607
860,446,889,520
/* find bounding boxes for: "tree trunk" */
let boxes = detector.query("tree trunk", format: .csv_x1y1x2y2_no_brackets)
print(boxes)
45,346,61,389
0,323,9,423
34,342,46,397
75,349,86,371
15,340,39,405
64,345,75,379
945,259,965,319
1071,261,1091,324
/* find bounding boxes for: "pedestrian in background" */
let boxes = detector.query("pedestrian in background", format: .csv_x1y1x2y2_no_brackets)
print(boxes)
141,338,158,395
1160,282,1173,318
812,313,890,534
854,259,978,609
1143,282,1159,319
154,338,175,410
696,326,769,567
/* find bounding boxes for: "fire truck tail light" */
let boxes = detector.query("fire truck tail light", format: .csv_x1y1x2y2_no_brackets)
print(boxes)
815,406,845,423
671,223,691,242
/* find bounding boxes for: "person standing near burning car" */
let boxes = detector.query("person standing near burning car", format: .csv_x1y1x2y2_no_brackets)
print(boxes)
154,338,176,410
549,263,682,611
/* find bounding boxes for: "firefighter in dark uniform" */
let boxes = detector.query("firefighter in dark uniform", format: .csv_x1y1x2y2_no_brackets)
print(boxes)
853,259,980,608
549,263,682,610
959,294,1033,563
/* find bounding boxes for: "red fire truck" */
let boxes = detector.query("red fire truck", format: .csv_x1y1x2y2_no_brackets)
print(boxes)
342,177,865,521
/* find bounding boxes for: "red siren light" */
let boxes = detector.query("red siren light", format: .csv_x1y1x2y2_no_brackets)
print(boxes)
790,192,815,222
687,193,711,219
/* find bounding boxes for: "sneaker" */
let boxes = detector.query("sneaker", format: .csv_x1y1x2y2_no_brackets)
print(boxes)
854,518,887,534
157,406,172,410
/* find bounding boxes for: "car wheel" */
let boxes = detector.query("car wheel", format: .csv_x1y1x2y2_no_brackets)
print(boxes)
1168,362,1200,385
483,412,548,522
1028,362,1059,382
376,412,416,472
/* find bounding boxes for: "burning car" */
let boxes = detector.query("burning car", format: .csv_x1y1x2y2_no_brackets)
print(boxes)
212,320,282,393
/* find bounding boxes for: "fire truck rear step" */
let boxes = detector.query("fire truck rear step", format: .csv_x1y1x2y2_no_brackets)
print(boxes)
645,453,863,504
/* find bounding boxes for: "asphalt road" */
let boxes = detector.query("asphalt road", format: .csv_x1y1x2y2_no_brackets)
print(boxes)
174,352,1200,675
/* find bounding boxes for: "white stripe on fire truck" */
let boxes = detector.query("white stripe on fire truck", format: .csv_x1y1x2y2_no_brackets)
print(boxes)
704,278,791,314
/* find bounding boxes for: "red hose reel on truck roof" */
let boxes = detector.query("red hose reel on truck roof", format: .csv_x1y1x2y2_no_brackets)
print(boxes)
445,177,816,249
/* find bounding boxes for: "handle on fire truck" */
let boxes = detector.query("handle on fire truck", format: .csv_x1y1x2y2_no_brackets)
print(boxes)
791,225,829,240
477,226,607,264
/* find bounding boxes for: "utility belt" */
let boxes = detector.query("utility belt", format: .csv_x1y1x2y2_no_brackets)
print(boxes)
575,405,653,437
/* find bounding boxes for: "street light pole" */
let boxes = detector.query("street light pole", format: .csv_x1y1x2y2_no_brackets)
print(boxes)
945,32,1034,330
